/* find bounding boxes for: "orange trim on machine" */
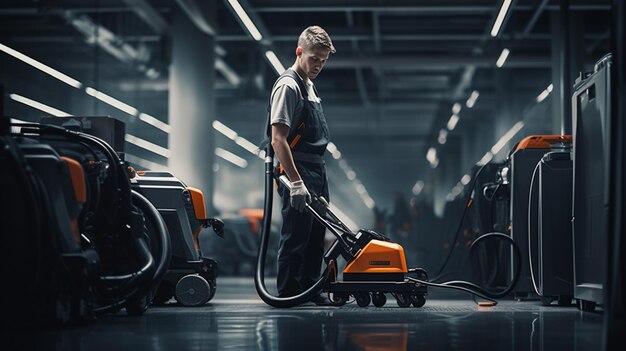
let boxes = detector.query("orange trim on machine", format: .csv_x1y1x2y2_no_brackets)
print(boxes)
187,187,207,220
343,240,408,274
60,156,87,204
192,225,202,252
514,135,572,151
239,208,264,235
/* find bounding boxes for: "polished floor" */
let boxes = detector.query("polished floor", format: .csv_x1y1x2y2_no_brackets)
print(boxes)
30,277,603,350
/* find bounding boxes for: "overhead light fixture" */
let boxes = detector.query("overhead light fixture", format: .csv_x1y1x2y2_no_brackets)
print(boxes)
477,151,494,166
362,196,375,210
265,50,286,75
452,103,462,115
438,129,448,145
125,133,171,158
346,170,356,180
490,0,513,37
496,48,510,68
426,147,437,164
466,90,480,108
460,174,471,185
227,0,263,41
536,83,554,103
212,120,238,140
9,93,71,117
0,43,83,89
138,113,171,133
412,180,424,195
235,136,259,154
215,147,248,168
215,58,242,86
490,121,525,156
447,114,460,131
85,87,138,116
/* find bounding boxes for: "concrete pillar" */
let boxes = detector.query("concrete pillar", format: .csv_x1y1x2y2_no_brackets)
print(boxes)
168,4,216,213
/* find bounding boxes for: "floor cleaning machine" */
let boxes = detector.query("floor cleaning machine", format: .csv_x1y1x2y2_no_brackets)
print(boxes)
255,147,429,308
131,171,224,306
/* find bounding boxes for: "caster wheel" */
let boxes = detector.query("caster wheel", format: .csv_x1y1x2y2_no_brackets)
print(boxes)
355,293,371,307
396,293,411,308
557,296,572,306
329,292,348,306
207,279,217,302
410,294,426,308
175,274,211,307
372,292,387,307
578,299,596,312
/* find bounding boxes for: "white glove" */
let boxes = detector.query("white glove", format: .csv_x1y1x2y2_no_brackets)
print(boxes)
290,180,311,212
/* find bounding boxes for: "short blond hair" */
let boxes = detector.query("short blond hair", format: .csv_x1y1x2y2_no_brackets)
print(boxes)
298,26,336,53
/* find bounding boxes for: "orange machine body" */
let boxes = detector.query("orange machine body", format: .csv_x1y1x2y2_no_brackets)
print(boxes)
514,135,572,151
343,240,408,274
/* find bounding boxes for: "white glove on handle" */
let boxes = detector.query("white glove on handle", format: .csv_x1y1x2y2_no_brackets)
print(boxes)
290,180,311,212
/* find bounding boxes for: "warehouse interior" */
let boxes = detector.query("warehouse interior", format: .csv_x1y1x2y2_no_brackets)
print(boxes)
1,0,625,350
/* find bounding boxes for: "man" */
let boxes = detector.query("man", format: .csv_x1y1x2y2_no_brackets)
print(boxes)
268,26,335,305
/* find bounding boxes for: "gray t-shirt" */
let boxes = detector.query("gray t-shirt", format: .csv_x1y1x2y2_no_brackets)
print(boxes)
270,69,321,129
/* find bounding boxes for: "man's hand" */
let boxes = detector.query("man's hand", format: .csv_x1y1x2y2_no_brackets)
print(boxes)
290,180,311,212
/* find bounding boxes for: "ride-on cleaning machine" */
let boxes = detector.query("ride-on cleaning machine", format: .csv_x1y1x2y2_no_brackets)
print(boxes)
255,146,428,308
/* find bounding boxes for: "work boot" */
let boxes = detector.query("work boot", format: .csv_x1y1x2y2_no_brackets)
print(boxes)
310,294,334,306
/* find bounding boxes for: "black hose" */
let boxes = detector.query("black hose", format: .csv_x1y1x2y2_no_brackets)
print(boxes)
255,146,330,307
93,190,171,314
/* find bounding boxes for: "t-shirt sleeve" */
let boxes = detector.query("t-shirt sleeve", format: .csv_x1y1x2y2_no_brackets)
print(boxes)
270,81,300,128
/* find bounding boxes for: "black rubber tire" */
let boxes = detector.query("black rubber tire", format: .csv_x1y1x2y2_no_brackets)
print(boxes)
207,280,217,302
578,299,596,312
540,296,554,306
355,293,371,307
329,293,348,306
372,292,386,307
396,293,411,308
411,294,426,308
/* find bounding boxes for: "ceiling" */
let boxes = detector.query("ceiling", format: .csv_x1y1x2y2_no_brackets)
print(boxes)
0,0,612,212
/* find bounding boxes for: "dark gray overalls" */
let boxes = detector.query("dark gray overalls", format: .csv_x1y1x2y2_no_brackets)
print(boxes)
267,69,330,297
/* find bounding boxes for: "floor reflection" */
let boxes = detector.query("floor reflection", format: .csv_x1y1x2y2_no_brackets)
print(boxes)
34,307,603,351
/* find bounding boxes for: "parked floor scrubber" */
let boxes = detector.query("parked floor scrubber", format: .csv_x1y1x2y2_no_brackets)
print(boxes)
131,171,224,306
255,146,428,308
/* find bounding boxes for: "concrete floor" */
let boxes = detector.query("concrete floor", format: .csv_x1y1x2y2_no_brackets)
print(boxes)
28,277,603,350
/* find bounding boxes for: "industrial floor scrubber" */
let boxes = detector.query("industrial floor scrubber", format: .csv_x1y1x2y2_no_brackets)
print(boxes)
255,147,429,308
131,171,224,306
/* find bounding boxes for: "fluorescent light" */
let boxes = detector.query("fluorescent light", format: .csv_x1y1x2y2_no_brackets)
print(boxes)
461,174,471,185
326,142,338,153
138,113,171,133
491,0,513,37
265,50,286,75
362,196,375,210
227,0,263,41
447,114,460,131
331,150,341,159
426,147,437,164
0,43,82,89
355,184,366,195
490,121,525,155
215,147,248,168
215,58,242,86
466,90,480,108
212,120,238,140
9,93,71,117
235,136,260,154
536,83,554,103
430,158,439,168
438,129,448,145
496,48,510,68
412,180,424,195
477,151,494,166
452,103,462,115
125,133,171,158
85,87,138,116
125,152,168,171
346,170,356,180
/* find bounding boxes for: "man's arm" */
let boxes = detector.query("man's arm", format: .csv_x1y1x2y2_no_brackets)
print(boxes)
271,123,301,182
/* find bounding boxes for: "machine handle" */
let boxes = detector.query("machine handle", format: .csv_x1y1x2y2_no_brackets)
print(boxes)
278,175,292,190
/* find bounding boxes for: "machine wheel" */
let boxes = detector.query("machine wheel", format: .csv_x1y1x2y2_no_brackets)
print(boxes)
355,293,371,307
329,292,348,306
557,296,572,306
207,279,217,302
578,299,596,312
372,292,386,307
410,294,426,308
152,282,174,306
395,293,411,308
126,295,150,316
175,274,211,307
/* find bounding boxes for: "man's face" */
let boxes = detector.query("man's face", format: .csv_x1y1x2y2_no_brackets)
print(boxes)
297,47,331,80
